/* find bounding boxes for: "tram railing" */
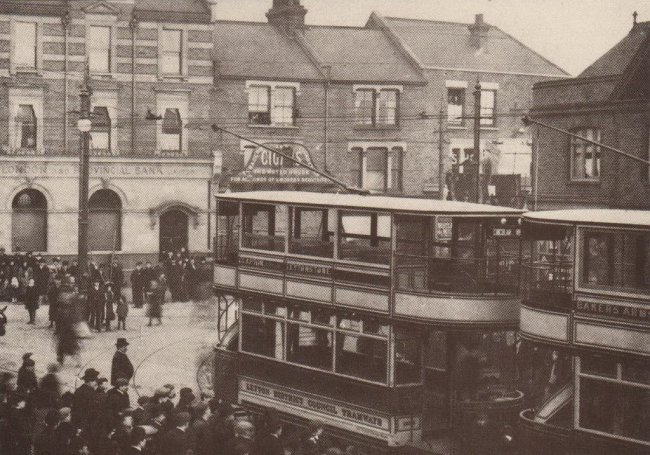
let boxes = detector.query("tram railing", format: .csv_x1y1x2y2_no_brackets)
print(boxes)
394,253,520,296
521,260,574,310
214,233,239,265
241,232,285,252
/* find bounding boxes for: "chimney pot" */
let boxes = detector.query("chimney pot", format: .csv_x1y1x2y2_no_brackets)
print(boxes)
468,13,490,49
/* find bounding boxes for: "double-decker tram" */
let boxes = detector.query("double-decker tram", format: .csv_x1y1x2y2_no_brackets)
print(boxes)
213,191,524,454
518,210,650,455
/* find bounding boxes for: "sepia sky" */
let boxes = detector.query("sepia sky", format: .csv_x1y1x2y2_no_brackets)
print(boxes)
213,0,650,76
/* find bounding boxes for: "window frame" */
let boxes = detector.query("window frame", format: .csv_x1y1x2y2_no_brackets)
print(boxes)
480,88,497,127
246,82,299,127
160,28,184,76
90,106,111,153
88,25,112,75
447,88,465,125
155,92,189,155
8,88,44,154
353,86,402,128
570,128,602,181
354,145,404,192
13,21,38,72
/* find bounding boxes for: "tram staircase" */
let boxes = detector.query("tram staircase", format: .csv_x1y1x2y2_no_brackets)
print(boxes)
213,290,240,403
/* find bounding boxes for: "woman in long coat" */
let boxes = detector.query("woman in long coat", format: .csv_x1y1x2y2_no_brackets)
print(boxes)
147,274,166,326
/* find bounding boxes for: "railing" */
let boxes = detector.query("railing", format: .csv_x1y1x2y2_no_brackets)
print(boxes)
214,233,239,265
521,260,574,310
395,253,520,296
339,239,391,265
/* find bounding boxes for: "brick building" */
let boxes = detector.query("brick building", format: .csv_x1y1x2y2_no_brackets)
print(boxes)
0,0,219,263
530,17,650,210
366,13,569,204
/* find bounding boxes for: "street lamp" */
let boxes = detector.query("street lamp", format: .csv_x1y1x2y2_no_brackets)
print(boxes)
77,67,92,285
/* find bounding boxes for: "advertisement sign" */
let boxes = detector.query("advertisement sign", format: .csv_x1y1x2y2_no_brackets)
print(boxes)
231,143,333,185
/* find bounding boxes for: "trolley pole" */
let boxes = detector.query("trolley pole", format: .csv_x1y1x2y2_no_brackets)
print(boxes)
473,80,482,203
77,65,93,283
438,108,445,200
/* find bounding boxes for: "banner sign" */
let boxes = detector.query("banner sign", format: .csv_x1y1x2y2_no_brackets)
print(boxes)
239,378,390,432
231,143,333,185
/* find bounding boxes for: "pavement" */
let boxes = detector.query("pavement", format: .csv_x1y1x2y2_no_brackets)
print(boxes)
0,299,221,403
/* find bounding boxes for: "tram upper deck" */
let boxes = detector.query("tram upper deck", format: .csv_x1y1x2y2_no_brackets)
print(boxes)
520,209,650,352
215,191,523,326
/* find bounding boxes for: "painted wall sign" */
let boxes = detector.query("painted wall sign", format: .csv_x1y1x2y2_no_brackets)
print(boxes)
231,143,332,185
575,299,650,323
239,378,390,432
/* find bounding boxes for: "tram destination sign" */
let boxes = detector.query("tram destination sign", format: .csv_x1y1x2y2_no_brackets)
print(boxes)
575,299,650,323
239,255,332,278
239,378,390,432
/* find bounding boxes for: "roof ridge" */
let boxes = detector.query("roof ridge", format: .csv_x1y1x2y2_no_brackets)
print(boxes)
384,16,473,27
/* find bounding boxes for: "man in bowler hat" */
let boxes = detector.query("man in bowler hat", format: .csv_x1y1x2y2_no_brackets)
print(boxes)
111,338,134,386
72,368,100,430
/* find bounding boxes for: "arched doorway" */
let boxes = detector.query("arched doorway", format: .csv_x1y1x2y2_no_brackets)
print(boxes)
12,189,47,252
89,189,122,251
159,209,189,256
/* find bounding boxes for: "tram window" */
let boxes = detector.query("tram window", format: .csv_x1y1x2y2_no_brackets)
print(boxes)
581,230,650,292
241,314,285,360
241,297,263,313
335,333,388,383
424,331,447,372
289,208,335,258
289,307,310,322
339,211,391,264
363,319,389,336
286,323,333,370
579,378,650,443
338,315,362,332
312,308,335,326
395,327,422,385
580,354,617,379
622,359,650,385
264,302,287,317
242,203,287,252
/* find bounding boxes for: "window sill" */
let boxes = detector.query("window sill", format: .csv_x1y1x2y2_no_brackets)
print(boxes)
13,68,41,76
480,126,499,131
90,72,114,79
155,150,186,157
248,124,299,130
353,125,400,131
447,124,466,130
5,148,43,156
159,74,189,82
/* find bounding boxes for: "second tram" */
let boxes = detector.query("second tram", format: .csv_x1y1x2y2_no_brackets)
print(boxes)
213,191,525,454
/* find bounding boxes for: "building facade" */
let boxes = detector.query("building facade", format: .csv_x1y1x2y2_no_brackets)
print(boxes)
367,13,569,204
530,18,650,210
0,0,219,264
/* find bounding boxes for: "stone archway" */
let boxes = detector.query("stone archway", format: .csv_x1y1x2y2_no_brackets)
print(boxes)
12,188,47,252
159,209,189,256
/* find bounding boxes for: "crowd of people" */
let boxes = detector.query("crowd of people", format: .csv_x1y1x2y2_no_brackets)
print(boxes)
0,354,362,455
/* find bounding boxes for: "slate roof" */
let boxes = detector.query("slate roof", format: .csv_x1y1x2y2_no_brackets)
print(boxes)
381,16,568,76
213,22,323,80
300,26,424,83
578,22,650,78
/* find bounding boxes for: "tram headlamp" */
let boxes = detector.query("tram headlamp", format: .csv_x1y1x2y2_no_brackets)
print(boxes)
500,217,507,225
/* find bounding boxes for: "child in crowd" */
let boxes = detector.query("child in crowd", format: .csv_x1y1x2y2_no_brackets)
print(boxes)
116,294,128,330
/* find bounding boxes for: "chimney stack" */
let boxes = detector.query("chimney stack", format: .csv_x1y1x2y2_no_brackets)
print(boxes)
207,0,218,22
468,14,490,49
267,0,307,35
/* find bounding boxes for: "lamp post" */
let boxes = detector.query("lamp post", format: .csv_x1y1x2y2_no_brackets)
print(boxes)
77,67,92,284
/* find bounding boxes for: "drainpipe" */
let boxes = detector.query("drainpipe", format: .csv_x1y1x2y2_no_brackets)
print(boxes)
322,65,331,172
62,11,70,152
130,16,138,154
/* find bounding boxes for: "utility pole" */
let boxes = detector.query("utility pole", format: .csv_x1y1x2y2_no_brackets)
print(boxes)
473,80,482,203
77,65,93,283
438,108,445,200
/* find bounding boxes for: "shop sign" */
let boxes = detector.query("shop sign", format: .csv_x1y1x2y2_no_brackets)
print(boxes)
230,143,332,185
575,299,650,323
239,378,390,432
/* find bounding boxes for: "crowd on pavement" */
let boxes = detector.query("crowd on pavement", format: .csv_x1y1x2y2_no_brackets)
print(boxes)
0,348,362,455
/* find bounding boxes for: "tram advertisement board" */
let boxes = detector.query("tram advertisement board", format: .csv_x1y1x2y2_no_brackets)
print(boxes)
575,298,650,323
239,378,391,433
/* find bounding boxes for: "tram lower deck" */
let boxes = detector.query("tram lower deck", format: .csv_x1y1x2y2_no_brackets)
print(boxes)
213,191,525,454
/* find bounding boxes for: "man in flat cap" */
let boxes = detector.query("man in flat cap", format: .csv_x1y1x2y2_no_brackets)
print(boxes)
111,338,134,386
